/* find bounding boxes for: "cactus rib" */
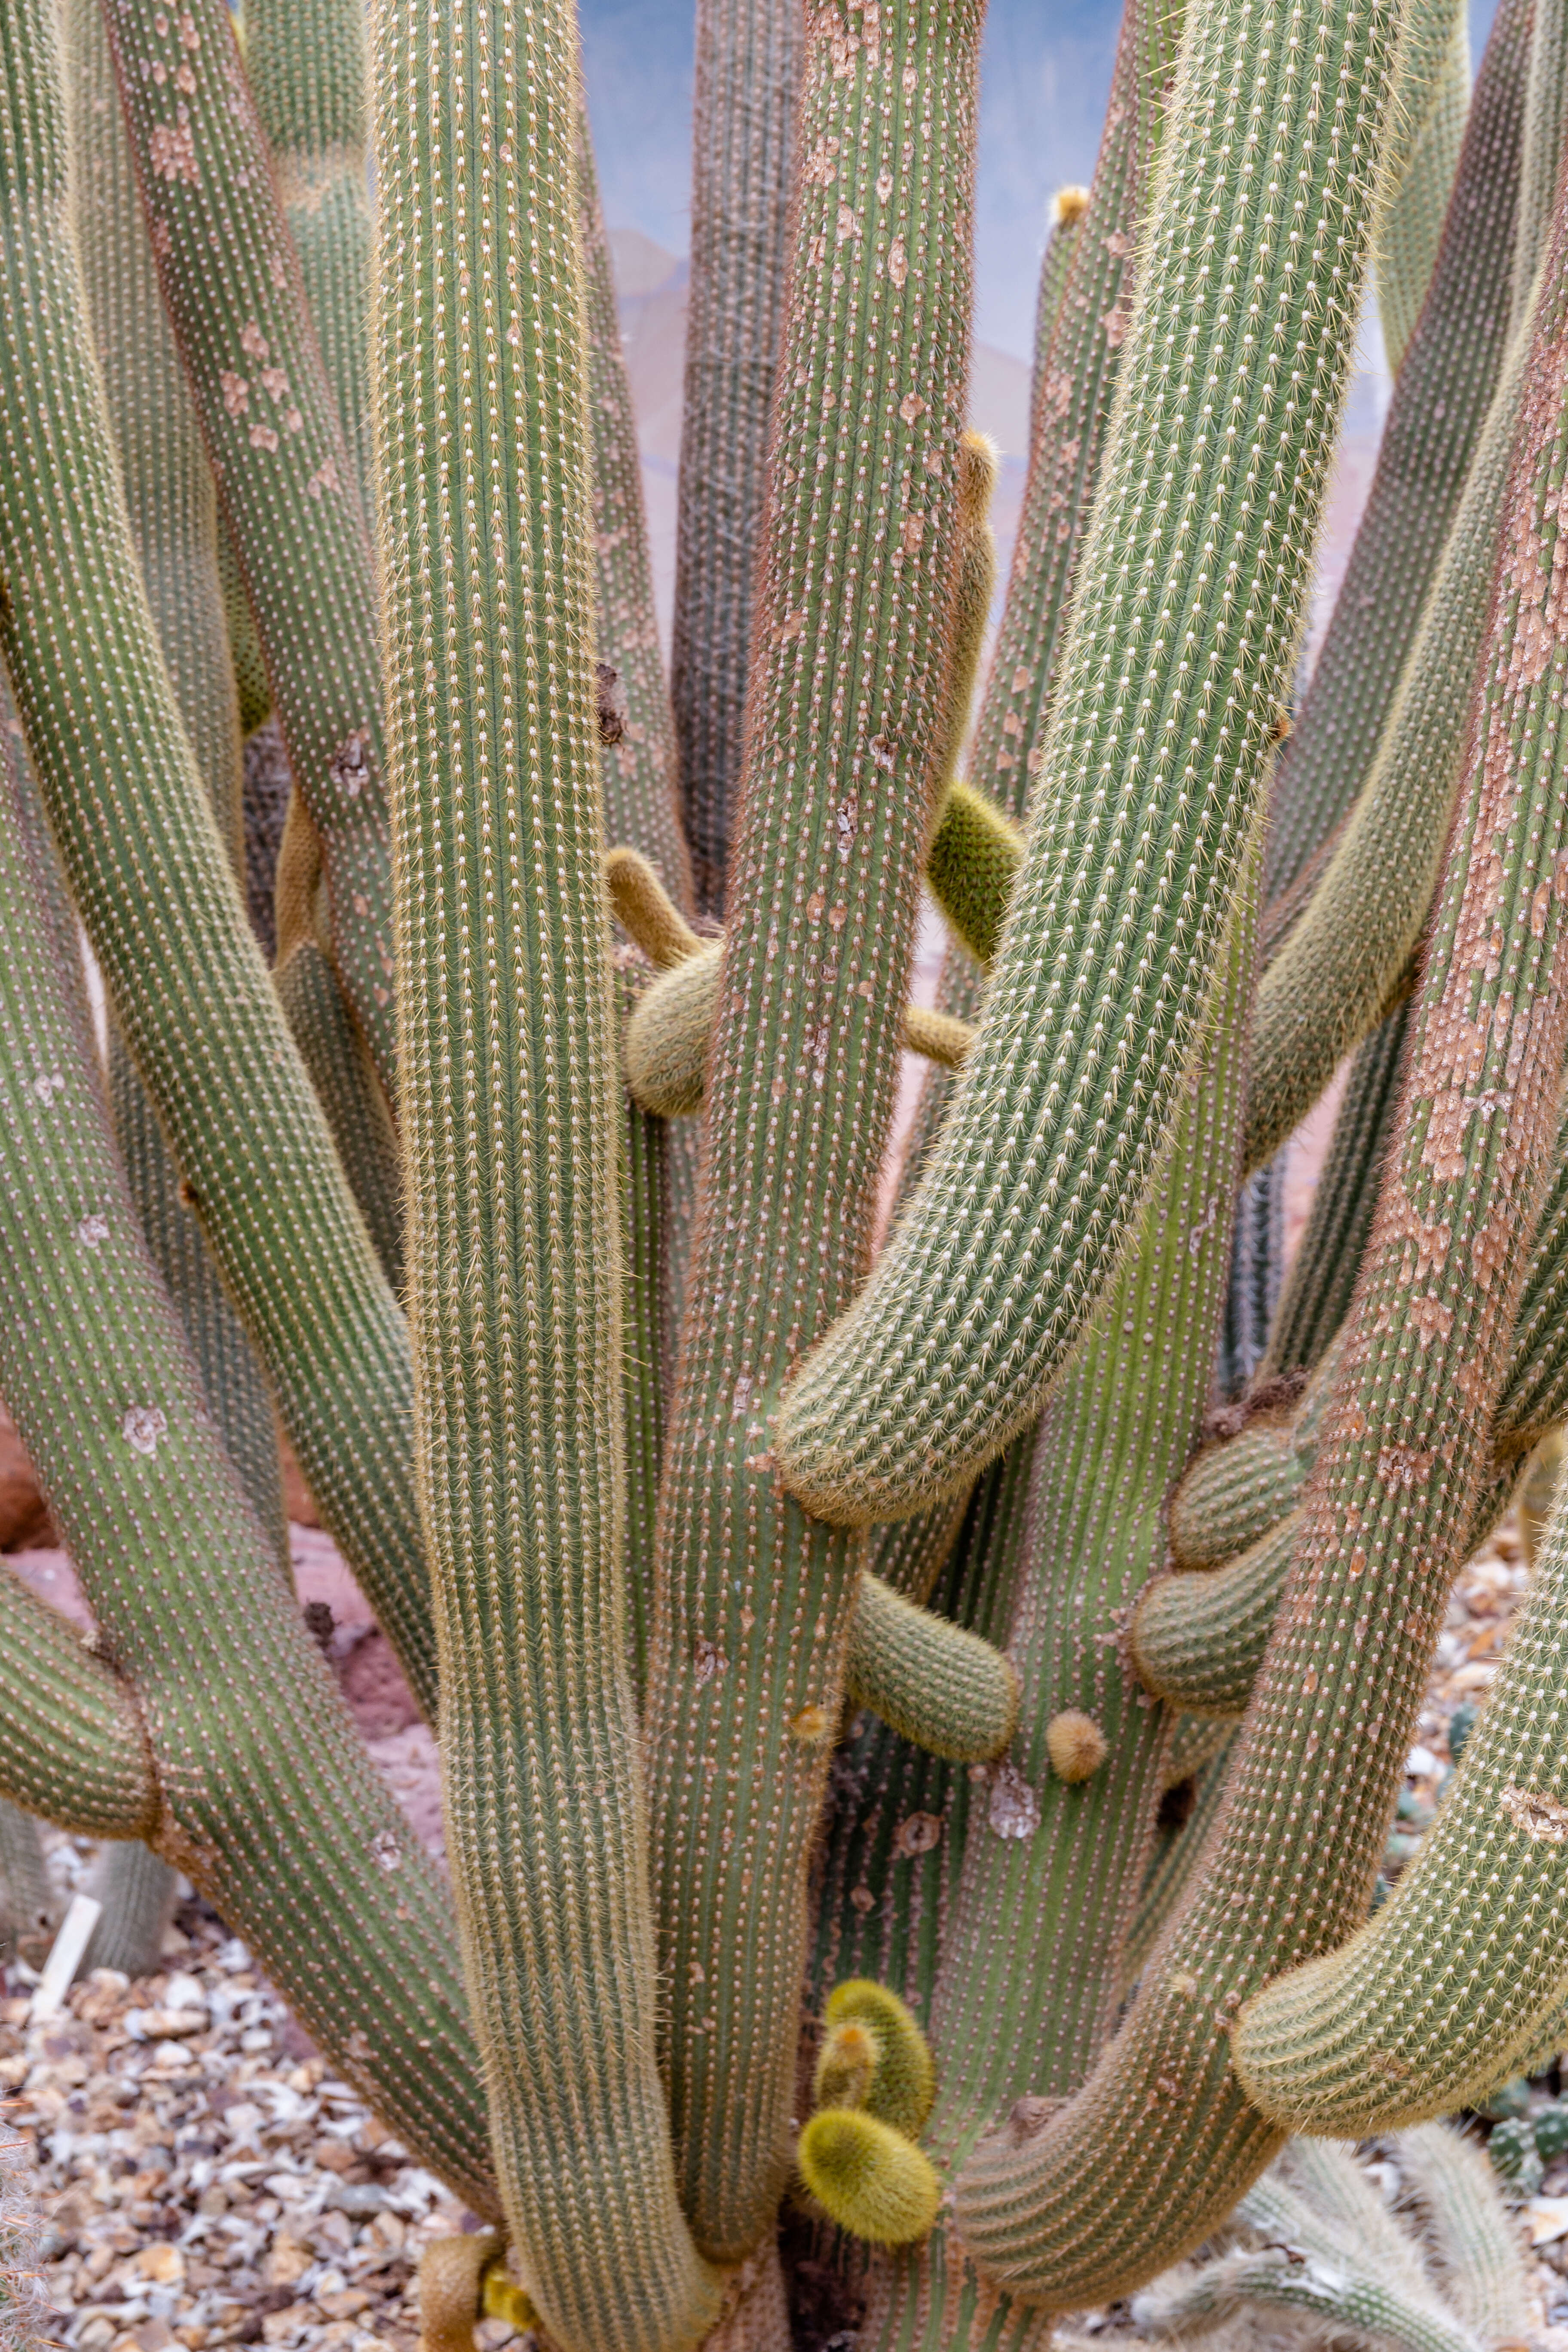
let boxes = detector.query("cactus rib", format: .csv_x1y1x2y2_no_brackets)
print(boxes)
949,66,1568,2291
373,0,720,2336
643,0,984,2259
773,0,1405,1531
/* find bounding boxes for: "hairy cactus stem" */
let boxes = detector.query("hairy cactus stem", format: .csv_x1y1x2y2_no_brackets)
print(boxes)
643,0,984,2263
101,0,398,1100
374,0,720,2338
1377,0,1470,377
949,44,1568,2295
773,0,1412,1531
0,0,438,1715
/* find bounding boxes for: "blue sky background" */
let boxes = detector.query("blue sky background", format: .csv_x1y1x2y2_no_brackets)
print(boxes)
580,0,1509,362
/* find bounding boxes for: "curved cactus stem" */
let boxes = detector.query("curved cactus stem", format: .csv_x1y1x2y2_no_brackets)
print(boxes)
242,0,373,507
1379,3,1470,377
1274,2136,1443,2303
773,0,1406,1532
845,1576,1019,1764
949,76,1568,2297
607,848,705,972
1131,2235,1482,2352
644,0,984,2260
69,0,287,1569
671,0,802,916
1262,1008,1409,1381
374,0,720,2337
0,549,494,2219
274,931,405,1292
0,0,440,1718
415,2233,504,2352
1169,1349,1338,1569
1233,1447,1568,2128
578,120,692,905
102,0,396,1099
1396,2123,1536,2350
1262,0,1528,911
1244,300,1536,1172
797,2111,941,2249
0,1570,157,1842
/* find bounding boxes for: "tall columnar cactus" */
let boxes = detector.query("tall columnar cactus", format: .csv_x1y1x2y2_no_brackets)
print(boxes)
0,0,438,1715
1378,6,1470,376
373,0,719,2341
643,0,983,2258
669,0,801,917
946,92,1568,2300
772,0,1410,1531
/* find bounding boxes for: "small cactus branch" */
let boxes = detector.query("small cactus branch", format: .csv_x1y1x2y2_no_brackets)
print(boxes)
644,0,984,2260
0,0,438,1717
243,0,375,506
927,432,998,800
0,1566,158,1840
606,848,706,971
951,70,1568,2297
81,1841,179,1979
1378,3,1470,377
773,0,1403,1531
102,0,397,1097
0,1803,55,1967
845,1575,1020,1764
671,0,802,916
1132,2236,1480,2352
274,931,405,1289
1169,1345,1339,1570
374,0,720,2337
1132,1515,1302,1720
0,609,496,2215
1396,2123,1536,2350
1262,1008,1409,1380
1026,186,1089,451
578,126,693,904
923,783,1023,970
1262,0,1528,910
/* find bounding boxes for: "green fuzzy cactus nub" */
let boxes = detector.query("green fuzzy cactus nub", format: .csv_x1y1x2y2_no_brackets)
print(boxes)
822,1980,936,2139
845,1574,1019,1763
925,782,1024,968
796,2110,941,2247
813,2019,880,2115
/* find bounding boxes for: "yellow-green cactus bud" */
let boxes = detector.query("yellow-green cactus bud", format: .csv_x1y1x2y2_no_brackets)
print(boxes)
924,781,1024,967
1045,1710,1109,1783
796,2109,941,2247
824,1978,936,2138
813,2017,881,2113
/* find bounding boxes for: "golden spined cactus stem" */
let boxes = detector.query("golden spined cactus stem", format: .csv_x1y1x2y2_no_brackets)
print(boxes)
949,92,1568,2300
644,0,985,2262
774,0,1406,1531
373,0,719,2339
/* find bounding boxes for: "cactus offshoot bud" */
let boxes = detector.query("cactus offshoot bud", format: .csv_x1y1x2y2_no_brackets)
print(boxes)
1046,1710,1109,1783
814,2017,881,2112
823,1978,936,2138
796,2109,941,2246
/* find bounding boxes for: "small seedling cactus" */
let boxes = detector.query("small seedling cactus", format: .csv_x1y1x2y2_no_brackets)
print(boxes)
3,0,1568,2340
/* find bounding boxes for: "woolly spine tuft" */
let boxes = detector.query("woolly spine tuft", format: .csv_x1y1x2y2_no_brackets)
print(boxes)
1045,1712,1108,1784
772,0,1407,1530
797,2112,942,2247
1053,184,1090,226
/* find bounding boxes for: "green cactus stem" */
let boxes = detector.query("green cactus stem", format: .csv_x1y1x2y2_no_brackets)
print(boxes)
220,530,274,737
273,930,405,1290
1378,5,1470,376
0,1801,56,1968
242,0,373,507
643,0,984,2261
1261,0,1527,911
1133,1515,1303,1718
797,2111,941,2248
80,1841,179,1980
671,0,802,916
102,0,397,1098
1262,1009,1409,1380
0,560,495,2218
1398,2123,1536,2349
821,1980,937,2137
1169,1346,1339,1569
619,966,671,1697
949,68,1568,2296
69,0,287,1571
773,0,1407,1533
0,1574,156,1842
0,0,438,1718
845,1576,1020,1765
577,122,693,902
1161,1710,1234,1792
927,433,999,801
1027,187,1089,450
373,0,720,2336
1120,1733,1235,1995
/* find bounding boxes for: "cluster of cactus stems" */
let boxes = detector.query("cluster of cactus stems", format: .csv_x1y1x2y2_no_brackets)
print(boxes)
13,0,1568,2340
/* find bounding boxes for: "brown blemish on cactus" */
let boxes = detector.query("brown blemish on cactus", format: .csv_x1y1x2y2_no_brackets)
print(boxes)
1500,1784,1568,1840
